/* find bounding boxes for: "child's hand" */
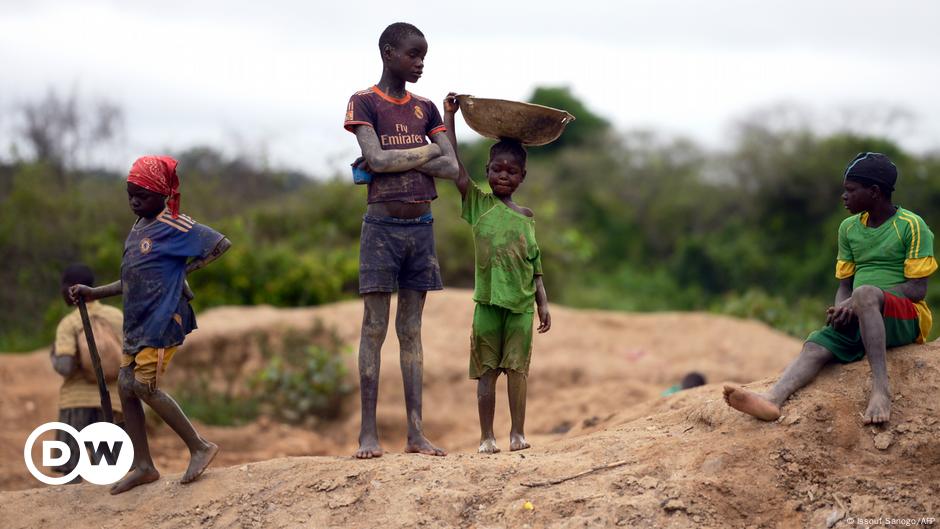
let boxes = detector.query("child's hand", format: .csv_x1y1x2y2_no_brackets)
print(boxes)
352,156,373,174
443,92,459,114
537,304,551,333
826,304,854,330
68,284,94,304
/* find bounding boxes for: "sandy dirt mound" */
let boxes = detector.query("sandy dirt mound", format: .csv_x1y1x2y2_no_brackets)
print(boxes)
2,339,938,528
0,290,800,494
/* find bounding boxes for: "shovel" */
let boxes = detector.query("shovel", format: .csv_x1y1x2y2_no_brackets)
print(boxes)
76,298,114,424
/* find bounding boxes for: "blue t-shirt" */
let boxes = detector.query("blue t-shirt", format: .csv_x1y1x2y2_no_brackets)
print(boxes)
121,209,224,354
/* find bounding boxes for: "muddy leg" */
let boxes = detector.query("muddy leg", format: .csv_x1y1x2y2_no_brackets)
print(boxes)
110,366,159,495
507,371,530,451
133,378,218,484
724,341,833,421
477,370,500,453
853,285,891,424
398,289,445,456
356,292,390,459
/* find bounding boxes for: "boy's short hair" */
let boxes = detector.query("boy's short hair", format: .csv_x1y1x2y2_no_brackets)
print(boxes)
379,22,424,51
62,263,94,287
489,140,527,168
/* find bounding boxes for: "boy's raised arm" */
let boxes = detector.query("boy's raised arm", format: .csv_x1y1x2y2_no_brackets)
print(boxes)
354,125,442,173
442,93,471,198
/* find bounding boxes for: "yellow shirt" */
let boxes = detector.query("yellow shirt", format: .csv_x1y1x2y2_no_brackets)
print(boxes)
53,302,124,411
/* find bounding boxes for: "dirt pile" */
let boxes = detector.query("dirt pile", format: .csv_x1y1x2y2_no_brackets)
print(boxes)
1,290,800,493
11,290,937,527
2,338,938,528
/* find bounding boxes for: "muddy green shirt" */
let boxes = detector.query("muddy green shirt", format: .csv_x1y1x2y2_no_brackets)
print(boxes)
462,181,543,313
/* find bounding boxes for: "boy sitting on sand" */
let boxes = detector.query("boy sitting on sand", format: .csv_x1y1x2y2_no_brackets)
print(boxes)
443,93,551,453
70,155,231,493
724,153,935,425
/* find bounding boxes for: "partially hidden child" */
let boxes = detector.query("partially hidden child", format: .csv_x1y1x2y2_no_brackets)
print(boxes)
51,263,124,483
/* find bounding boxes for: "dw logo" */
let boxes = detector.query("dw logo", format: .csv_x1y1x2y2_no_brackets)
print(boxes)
24,422,133,485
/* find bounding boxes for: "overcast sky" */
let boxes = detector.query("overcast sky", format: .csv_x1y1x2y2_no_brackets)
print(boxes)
2,0,939,176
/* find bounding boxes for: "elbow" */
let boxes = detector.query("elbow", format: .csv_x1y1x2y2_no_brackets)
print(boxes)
365,153,392,173
443,157,459,180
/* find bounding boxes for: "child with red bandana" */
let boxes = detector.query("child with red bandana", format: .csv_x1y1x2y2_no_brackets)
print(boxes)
70,155,231,494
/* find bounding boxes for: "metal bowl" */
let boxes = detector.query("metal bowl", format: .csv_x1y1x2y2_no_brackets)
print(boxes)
455,95,576,146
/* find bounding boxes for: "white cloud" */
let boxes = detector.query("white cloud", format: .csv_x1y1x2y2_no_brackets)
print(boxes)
1,0,938,175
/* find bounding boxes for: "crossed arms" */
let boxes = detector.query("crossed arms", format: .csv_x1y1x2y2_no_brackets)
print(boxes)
352,125,458,179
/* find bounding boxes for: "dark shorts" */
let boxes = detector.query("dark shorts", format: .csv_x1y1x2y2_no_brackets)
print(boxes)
806,290,921,363
359,214,443,294
54,407,125,475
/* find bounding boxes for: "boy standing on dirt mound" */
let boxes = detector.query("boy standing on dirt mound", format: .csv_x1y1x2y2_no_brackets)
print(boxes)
442,93,551,453
51,263,124,482
70,155,231,494
725,152,936,425
343,22,458,458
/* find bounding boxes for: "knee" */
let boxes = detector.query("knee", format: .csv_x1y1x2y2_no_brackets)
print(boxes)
118,367,136,397
800,342,832,365
120,370,153,399
477,374,498,396
395,319,421,343
361,317,388,341
852,285,882,310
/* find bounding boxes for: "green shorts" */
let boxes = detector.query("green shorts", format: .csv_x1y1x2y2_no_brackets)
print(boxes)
806,290,920,363
469,303,534,379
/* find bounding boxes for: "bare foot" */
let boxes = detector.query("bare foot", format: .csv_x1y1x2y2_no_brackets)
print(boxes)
110,466,159,495
181,441,218,484
355,434,384,459
406,435,446,456
863,391,891,424
478,438,500,454
723,385,781,421
509,433,531,451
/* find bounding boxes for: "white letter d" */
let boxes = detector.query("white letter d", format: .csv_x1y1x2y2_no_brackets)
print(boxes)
42,440,70,467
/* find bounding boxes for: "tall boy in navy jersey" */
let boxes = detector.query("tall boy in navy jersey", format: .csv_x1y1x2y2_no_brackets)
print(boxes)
71,155,231,494
344,22,458,459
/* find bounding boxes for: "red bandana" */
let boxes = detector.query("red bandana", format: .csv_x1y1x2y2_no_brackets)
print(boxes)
127,155,181,218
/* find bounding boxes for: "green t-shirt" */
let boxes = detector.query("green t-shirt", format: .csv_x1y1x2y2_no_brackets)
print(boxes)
462,181,543,313
836,207,936,290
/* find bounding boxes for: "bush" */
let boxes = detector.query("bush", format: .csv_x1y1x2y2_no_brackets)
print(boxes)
172,323,353,427
252,325,354,425
713,289,823,339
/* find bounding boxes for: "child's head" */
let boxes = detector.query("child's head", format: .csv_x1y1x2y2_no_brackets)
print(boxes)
378,22,427,84
486,140,527,197
126,155,180,219
680,372,706,390
61,263,94,305
842,152,896,213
